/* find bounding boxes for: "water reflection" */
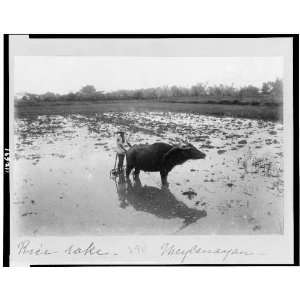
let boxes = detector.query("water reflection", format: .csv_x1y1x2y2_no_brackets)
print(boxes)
114,172,129,209
114,173,207,231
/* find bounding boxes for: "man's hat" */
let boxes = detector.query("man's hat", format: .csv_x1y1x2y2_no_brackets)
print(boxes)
116,130,125,135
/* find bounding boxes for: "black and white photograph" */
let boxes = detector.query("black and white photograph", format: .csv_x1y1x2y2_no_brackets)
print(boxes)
4,35,297,266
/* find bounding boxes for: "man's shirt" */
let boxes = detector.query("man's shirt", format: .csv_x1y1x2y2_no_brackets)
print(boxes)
116,135,126,154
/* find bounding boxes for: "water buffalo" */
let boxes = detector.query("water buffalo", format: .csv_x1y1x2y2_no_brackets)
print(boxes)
125,142,206,185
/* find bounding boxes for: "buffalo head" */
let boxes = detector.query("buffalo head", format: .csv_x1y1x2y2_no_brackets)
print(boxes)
179,143,206,160
162,143,206,170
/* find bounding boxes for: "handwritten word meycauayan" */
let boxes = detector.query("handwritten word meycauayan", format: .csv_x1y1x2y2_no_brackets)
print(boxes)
160,243,260,263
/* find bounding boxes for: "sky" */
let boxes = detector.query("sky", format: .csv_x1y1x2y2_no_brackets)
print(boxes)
14,56,283,95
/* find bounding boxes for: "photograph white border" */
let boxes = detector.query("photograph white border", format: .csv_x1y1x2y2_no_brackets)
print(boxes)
8,35,295,266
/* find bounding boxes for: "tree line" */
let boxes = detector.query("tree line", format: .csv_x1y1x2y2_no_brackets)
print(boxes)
16,79,283,105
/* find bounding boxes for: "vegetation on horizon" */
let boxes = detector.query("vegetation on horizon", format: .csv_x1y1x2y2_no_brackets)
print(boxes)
15,79,283,106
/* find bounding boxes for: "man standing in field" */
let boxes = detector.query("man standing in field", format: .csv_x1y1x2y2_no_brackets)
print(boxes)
115,130,130,173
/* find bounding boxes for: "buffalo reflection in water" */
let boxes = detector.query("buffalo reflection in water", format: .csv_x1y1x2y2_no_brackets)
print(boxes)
114,173,207,231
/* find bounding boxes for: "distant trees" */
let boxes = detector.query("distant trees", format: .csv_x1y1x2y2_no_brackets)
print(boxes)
21,93,41,101
191,83,207,96
261,79,283,97
269,78,283,98
79,85,97,95
15,79,283,105
40,92,58,101
239,85,260,97
78,85,105,100
262,82,271,94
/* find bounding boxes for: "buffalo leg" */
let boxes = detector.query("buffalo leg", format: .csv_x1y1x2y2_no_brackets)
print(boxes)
133,176,142,188
133,168,140,178
160,170,169,186
126,165,133,178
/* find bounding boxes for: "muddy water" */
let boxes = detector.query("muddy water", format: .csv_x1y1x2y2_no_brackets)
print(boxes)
12,112,284,235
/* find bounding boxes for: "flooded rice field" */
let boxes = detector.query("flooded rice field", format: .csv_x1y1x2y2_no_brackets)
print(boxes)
12,112,284,235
